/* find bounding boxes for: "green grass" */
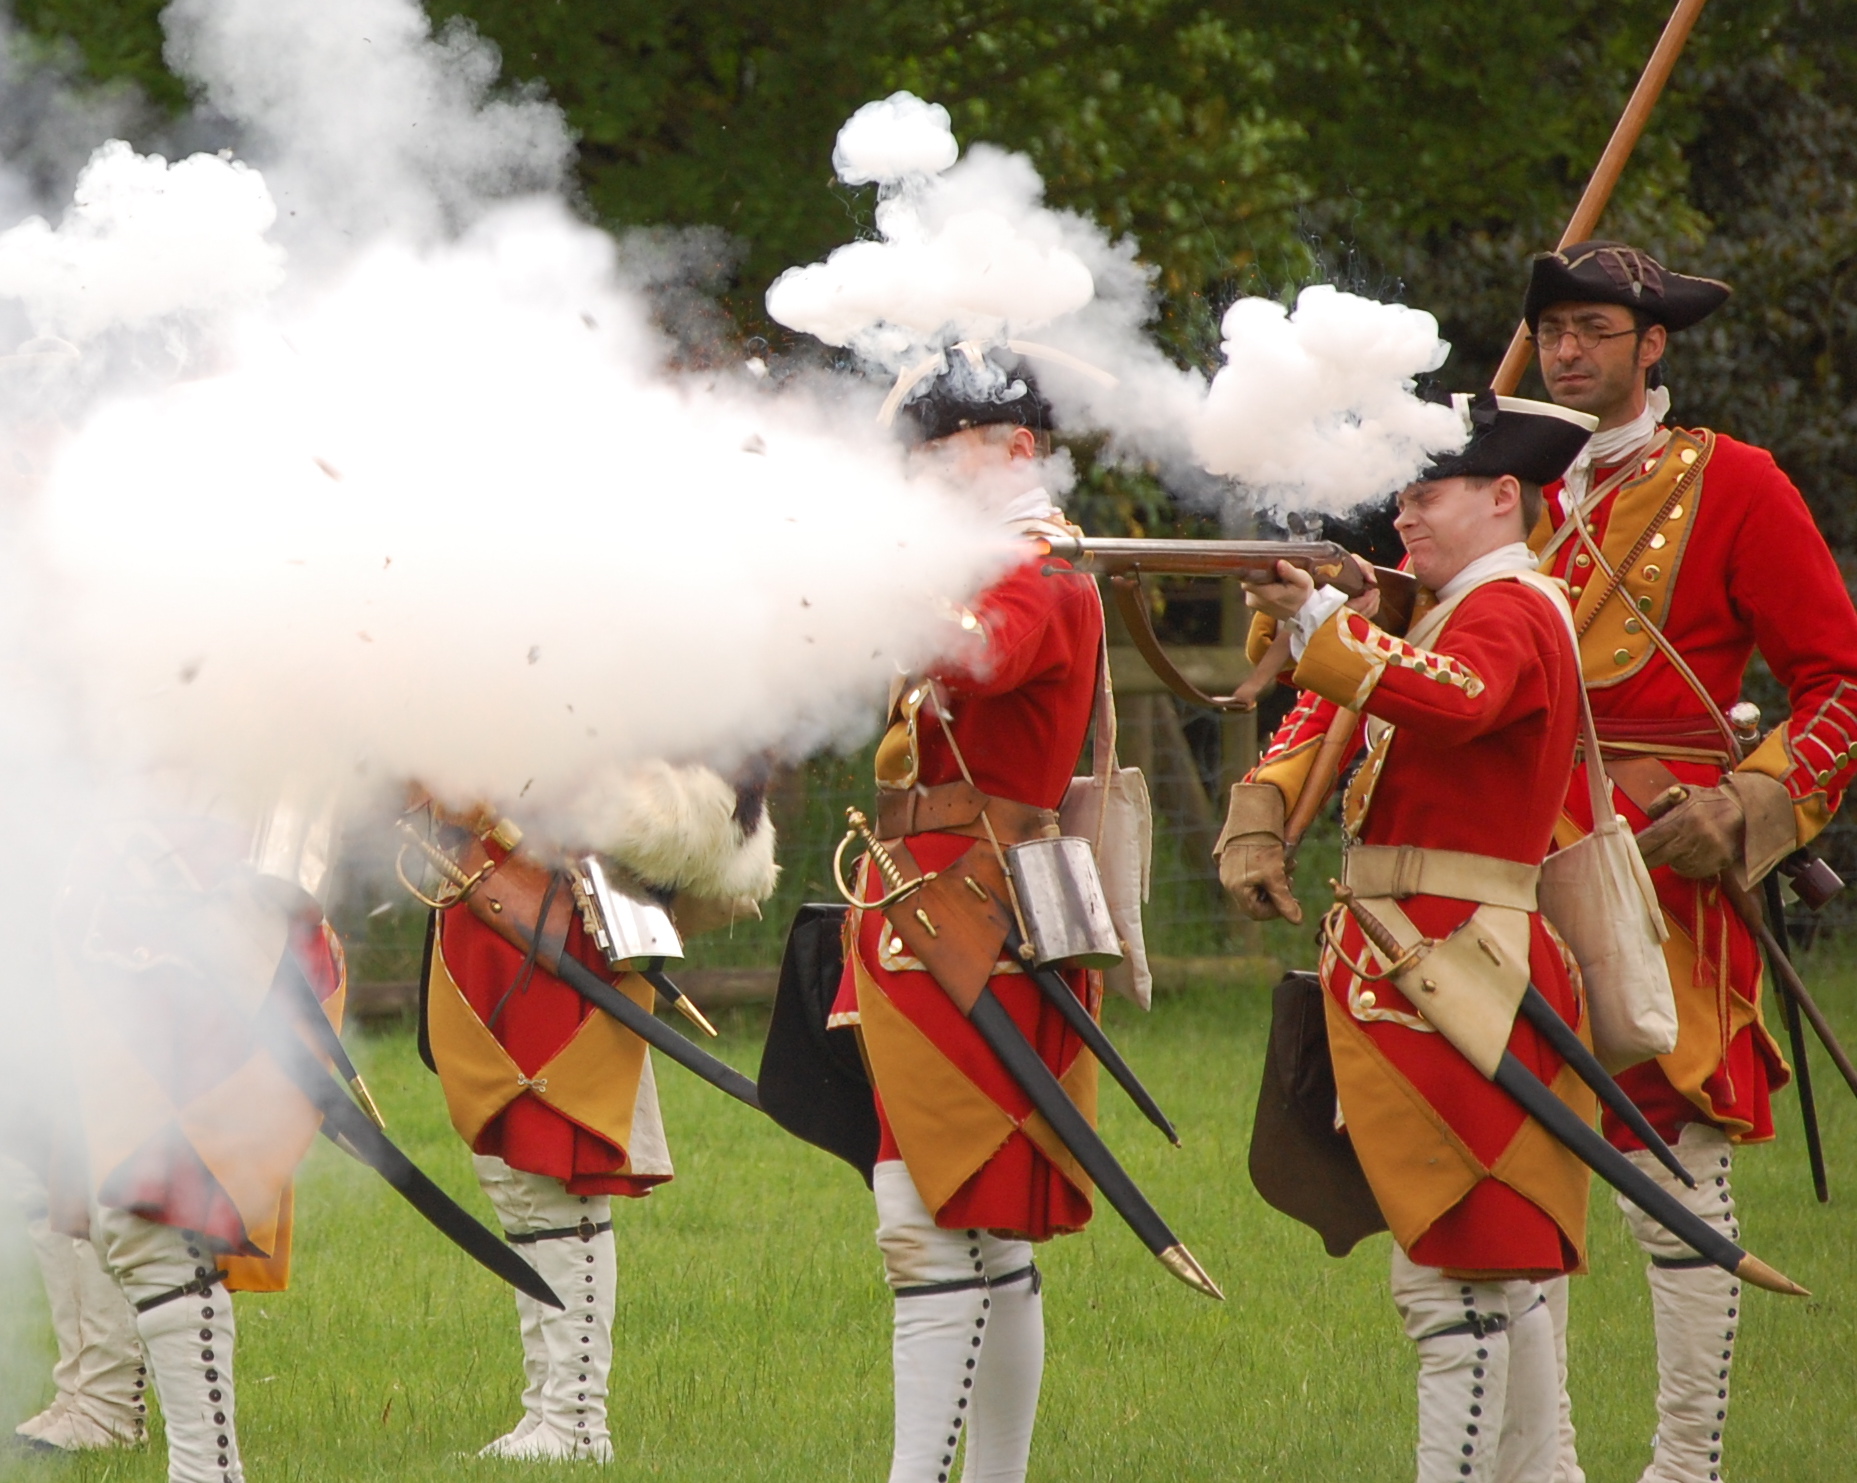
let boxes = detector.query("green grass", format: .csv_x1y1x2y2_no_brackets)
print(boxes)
5,953,1857,1480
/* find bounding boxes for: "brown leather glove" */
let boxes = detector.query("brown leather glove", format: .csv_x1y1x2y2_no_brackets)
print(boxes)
1635,771,1794,884
1215,783,1303,925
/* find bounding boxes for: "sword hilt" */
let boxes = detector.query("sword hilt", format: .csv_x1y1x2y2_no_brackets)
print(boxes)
1329,879,1431,980
831,807,937,911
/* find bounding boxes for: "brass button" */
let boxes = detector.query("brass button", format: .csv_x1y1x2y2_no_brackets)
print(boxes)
1571,585,1584,598
1650,533,1667,549
1643,564,1661,581
1637,595,1653,612
1680,448,1698,465
1625,619,1642,634
1359,990,1378,1010
1574,553,1592,568
1668,504,1684,520
1614,648,1632,665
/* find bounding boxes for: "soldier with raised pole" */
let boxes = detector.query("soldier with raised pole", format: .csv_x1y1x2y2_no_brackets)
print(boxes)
829,346,1106,1483
1219,393,1602,1482
1525,240,1857,1483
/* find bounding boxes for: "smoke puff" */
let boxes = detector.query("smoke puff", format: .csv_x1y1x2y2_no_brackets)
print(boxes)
768,141,1095,364
832,92,958,186
1192,285,1467,515
0,140,283,343
162,0,571,253
31,196,1013,839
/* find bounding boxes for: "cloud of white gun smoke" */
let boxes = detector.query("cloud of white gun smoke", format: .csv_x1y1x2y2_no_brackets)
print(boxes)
0,3,1013,849
1193,285,1468,518
766,91,1207,474
769,93,1468,521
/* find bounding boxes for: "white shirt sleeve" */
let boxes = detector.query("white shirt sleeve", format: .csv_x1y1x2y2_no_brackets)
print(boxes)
1288,585,1350,660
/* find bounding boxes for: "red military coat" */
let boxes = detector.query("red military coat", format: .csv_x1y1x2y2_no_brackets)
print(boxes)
832,547,1104,1239
1253,572,1593,1276
1535,427,1857,1148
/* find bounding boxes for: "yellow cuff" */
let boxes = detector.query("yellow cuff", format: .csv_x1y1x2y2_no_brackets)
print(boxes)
1292,610,1384,711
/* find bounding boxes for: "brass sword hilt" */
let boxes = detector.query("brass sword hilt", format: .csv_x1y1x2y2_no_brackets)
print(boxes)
832,808,939,932
393,814,511,910
1328,880,1434,983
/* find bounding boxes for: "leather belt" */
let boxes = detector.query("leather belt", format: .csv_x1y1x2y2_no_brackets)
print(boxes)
874,781,1057,846
1343,844,1539,911
1588,714,1733,766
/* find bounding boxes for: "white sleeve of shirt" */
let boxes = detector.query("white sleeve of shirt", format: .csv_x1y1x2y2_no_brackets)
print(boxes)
1289,585,1350,660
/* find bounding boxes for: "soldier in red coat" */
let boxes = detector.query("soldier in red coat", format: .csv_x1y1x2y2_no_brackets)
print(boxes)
1521,241,1857,1483
829,351,1103,1483
1219,395,1600,1483
419,768,777,1462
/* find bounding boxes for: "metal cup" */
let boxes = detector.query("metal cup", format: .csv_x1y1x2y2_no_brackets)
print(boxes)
1006,836,1123,969
572,855,684,967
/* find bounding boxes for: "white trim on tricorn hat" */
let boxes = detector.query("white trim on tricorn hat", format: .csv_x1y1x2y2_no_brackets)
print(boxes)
1425,391,1598,487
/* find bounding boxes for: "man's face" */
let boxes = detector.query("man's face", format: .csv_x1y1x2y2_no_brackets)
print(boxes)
1393,474,1521,590
1534,300,1666,425
908,423,1038,482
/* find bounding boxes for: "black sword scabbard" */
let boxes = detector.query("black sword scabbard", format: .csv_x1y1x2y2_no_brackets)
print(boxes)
966,988,1220,1299
1516,985,1692,1188
1492,1051,1806,1296
1006,928,1179,1146
257,988,564,1310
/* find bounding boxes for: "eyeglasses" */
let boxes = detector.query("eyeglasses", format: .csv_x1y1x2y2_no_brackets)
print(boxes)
1528,324,1642,352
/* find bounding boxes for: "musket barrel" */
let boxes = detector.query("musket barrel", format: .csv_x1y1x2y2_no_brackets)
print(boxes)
1041,536,1372,595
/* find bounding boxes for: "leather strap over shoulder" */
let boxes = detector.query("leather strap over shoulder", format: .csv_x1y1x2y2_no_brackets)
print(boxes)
1343,844,1540,912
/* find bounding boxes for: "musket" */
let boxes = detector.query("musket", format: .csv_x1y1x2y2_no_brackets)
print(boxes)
1333,884,1805,1295
260,965,564,1309
847,810,1221,1299
1004,923,1180,1146
1489,0,1712,394
1037,535,1416,713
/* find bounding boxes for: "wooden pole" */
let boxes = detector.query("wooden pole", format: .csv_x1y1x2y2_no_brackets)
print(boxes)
1489,0,1711,396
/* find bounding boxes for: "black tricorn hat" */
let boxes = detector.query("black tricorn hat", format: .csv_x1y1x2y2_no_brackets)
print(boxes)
1419,391,1598,487
1523,240,1731,331
882,343,1054,445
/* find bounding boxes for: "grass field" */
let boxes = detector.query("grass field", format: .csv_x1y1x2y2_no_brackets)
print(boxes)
4,948,1856,1480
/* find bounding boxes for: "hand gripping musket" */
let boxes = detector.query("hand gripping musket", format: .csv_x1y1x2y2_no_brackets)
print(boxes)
836,808,1221,1299
1332,882,1807,1296
1035,535,1418,712
396,811,761,1111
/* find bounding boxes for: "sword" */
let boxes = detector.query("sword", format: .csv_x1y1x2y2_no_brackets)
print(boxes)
260,969,564,1309
506,919,763,1112
1004,925,1180,1146
853,816,1220,1300
272,950,388,1130
1334,887,1806,1295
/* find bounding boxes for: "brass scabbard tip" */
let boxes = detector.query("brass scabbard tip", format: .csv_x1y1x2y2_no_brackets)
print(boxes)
676,995,721,1038
1735,1253,1809,1297
350,1077,388,1131
1158,1244,1225,1301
